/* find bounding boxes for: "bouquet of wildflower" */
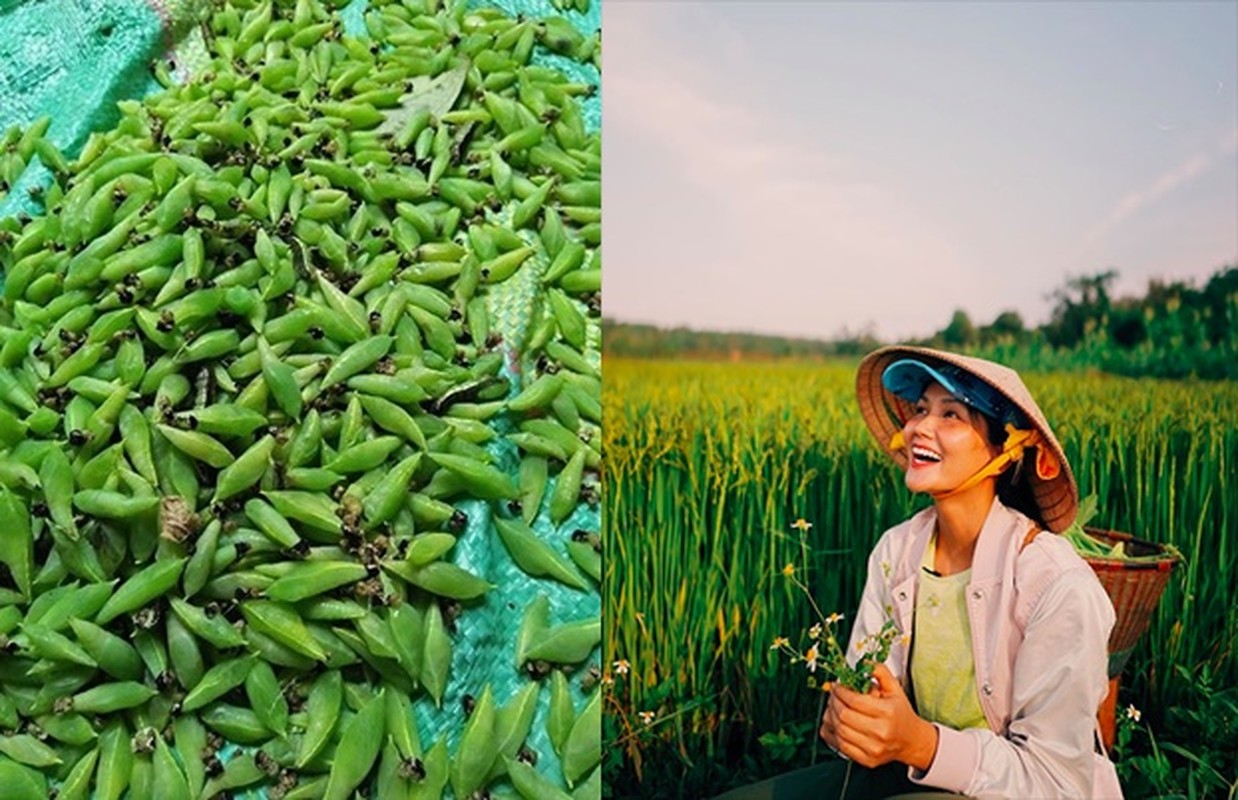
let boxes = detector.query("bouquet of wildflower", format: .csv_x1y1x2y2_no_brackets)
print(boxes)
773,519,903,695
768,517,905,796
771,617,902,695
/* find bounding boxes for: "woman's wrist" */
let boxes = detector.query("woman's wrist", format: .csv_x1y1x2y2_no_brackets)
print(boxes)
904,718,939,772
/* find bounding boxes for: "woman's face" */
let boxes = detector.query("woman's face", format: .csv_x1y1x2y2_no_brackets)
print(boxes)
901,381,1002,495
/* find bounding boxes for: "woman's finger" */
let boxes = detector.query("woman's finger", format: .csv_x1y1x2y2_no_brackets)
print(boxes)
831,687,865,716
833,729,876,768
818,713,835,746
819,699,839,744
834,719,882,766
822,693,839,725
832,687,888,718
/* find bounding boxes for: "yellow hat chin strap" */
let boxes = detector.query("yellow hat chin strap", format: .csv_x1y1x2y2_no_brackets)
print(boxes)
888,430,906,451
933,425,1041,499
888,424,1044,500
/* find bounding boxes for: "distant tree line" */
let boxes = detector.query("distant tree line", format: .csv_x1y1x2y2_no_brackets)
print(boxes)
604,265,1238,380
600,323,881,361
917,265,1238,379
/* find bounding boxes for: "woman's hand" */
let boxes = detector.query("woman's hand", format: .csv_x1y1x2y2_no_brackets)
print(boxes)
818,664,939,771
818,692,842,752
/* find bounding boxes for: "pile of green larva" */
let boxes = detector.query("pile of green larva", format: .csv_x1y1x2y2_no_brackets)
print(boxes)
1061,495,1182,564
0,0,601,796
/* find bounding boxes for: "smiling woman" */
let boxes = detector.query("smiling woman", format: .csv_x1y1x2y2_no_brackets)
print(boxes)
714,346,1123,800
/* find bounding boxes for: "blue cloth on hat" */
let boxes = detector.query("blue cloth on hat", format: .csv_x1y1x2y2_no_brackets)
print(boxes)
882,358,1025,428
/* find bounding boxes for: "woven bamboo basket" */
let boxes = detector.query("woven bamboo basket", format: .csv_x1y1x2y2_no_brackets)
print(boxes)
1081,527,1181,679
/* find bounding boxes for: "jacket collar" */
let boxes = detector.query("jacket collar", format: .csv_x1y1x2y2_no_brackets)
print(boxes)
894,497,1028,590
971,497,1028,585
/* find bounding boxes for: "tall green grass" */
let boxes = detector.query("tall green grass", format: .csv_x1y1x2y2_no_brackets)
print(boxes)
604,358,1236,789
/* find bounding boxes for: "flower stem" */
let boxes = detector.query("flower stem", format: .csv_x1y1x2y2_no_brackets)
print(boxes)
839,760,854,800
811,688,826,764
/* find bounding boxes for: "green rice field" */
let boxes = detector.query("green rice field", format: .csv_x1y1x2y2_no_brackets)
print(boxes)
602,358,1237,798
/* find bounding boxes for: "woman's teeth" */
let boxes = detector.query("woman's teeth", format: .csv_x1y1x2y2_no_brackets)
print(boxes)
912,446,941,463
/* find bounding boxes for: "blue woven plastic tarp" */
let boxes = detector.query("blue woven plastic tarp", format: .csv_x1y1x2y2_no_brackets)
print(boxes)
0,0,602,795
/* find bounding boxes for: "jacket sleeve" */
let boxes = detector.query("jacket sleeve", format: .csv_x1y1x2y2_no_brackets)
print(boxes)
910,566,1115,799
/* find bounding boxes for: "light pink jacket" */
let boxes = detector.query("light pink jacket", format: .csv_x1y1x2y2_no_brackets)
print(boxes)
846,499,1124,799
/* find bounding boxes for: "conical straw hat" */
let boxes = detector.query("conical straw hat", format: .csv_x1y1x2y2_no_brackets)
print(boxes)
856,345,1078,533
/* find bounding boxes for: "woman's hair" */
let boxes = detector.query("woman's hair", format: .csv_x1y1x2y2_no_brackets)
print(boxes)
980,411,1047,529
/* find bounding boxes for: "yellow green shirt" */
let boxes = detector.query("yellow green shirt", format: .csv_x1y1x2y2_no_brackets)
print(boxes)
911,533,989,731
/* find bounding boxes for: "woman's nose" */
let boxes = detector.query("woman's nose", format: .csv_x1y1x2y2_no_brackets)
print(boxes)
910,413,935,437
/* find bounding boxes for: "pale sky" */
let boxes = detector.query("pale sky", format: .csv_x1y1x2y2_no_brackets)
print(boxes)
602,1,1238,342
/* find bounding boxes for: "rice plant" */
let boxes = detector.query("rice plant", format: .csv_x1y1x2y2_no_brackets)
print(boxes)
603,358,1237,792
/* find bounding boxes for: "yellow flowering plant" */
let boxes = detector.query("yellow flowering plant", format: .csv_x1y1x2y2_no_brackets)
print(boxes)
770,616,901,694
767,516,903,784
774,518,901,694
